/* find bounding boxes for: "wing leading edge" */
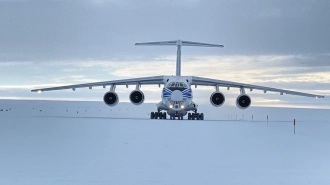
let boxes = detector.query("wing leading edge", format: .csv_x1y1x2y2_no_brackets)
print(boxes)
31,76,165,92
191,76,325,98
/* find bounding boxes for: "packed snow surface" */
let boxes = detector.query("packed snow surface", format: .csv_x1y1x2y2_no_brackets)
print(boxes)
0,100,330,185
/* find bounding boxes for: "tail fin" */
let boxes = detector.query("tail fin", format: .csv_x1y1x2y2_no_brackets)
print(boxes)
135,40,224,76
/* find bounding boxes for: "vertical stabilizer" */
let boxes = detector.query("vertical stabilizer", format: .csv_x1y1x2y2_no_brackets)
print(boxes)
135,40,224,76
176,40,182,76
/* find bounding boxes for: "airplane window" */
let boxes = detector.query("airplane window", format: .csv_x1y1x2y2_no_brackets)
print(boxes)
166,82,188,91
167,82,174,88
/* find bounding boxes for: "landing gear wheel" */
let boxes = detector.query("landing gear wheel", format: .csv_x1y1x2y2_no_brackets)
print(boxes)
162,112,166,119
200,113,204,120
188,113,192,120
196,113,200,120
150,112,155,119
155,112,159,119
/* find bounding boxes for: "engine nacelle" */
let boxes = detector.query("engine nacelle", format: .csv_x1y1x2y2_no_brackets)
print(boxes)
210,92,225,107
103,91,119,106
236,94,251,109
129,90,145,105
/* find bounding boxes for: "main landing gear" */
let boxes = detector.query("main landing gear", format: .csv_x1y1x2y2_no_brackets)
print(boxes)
150,112,167,119
187,112,204,120
150,111,204,120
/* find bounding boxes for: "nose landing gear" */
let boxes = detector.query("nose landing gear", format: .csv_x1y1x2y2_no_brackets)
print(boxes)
169,113,184,120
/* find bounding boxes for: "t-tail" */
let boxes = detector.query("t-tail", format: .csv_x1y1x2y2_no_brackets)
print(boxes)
135,40,224,76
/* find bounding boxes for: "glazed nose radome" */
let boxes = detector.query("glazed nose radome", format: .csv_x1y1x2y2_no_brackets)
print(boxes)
171,90,183,101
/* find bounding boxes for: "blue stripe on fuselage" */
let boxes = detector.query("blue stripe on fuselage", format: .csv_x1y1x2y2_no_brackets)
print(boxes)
162,88,192,99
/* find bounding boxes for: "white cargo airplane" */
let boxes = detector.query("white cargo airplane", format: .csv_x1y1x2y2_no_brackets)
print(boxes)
32,40,324,120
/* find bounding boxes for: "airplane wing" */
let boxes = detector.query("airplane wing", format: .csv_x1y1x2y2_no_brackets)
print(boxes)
31,76,165,92
191,76,325,98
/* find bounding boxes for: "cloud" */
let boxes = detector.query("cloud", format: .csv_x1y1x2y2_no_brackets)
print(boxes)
2,53,328,88
0,0,329,108
0,53,328,108
1,0,329,62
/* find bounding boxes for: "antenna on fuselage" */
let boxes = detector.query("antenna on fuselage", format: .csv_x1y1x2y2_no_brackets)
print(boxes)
135,40,224,76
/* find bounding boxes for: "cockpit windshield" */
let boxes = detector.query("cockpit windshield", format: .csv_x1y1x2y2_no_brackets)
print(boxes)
166,82,188,91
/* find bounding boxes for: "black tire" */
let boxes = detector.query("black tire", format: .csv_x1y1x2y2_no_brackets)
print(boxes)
150,112,155,119
188,113,191,120
155,112,158,119
163,112,167,119
196,113,200,120
200,113,204,120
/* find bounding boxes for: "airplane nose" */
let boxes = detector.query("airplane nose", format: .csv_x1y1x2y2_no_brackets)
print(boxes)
171,90,183,101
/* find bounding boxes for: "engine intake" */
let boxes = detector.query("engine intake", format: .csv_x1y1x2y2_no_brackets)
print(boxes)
210,92,225,107
236,94,251,109
129,90,145,105
103,91,119,106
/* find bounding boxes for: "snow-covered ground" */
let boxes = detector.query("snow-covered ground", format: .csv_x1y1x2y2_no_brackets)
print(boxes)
1,100,330,185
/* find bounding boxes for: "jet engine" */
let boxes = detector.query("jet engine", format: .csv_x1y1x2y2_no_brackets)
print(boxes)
236,94,251,109
129,90,145,105
210,92,225,107
103,91,119,106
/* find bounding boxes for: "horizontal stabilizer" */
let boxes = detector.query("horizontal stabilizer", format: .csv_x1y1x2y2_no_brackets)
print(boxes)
135,40,178,46
135,40,224,48
181,41,224,47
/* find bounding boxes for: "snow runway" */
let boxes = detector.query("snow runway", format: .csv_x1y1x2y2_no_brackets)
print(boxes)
0,100,330,184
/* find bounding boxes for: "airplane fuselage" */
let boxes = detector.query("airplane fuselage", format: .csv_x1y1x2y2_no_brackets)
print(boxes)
157,76,197,116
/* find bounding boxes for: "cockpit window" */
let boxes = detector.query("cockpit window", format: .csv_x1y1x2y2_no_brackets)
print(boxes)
166,82,188,91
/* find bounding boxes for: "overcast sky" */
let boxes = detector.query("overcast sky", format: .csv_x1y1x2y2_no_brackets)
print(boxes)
0,0,329,108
